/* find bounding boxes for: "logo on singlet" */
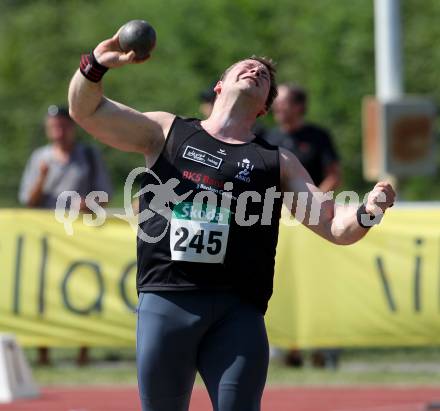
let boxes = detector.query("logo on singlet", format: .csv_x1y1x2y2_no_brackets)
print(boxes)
183,146,223,169
235,158,254,183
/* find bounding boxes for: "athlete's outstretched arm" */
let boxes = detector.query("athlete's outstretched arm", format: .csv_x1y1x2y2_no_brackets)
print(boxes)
68,30,175,155
279,148,395,245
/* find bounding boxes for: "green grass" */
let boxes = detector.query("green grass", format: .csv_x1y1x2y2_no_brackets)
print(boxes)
26,347,440,386
32,362,440,387
266,364,440,386
33,363,137,385
341,347,440,362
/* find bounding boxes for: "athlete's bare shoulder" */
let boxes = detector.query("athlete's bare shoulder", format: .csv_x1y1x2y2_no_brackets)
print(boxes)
142,111,176,140
279,147,312,191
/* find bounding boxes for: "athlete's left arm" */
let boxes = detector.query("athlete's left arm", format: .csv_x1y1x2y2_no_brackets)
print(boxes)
279,148,396,245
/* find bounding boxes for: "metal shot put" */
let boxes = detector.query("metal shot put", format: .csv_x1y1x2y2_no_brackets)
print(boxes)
118,20,156,60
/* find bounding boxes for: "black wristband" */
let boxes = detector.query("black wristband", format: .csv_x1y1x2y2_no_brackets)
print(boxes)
356,203,382,228
80,51,108,83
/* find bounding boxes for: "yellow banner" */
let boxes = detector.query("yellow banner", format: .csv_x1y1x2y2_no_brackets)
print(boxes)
267,207,440,348
0,208,439,348
0,210,138,347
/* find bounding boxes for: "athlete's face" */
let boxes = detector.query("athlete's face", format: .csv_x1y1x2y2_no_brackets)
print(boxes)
45,115,76,146
272,86,304,125
215,60,271,116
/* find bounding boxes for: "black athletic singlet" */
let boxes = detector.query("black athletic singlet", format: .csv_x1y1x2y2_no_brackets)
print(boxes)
136,117,282,313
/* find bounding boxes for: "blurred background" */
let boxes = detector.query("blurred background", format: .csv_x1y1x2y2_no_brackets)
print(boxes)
1,0,440,410
1,0,439,207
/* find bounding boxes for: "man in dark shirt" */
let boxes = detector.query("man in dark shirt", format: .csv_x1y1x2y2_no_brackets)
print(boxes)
266,84,342,368
265,83,341,192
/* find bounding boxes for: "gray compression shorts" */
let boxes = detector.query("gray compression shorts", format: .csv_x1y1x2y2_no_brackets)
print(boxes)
136,290,269,411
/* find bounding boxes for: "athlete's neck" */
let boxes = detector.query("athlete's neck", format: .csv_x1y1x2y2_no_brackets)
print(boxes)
201,97,258,144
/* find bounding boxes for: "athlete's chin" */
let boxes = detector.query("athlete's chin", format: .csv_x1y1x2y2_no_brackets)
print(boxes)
235,83,253,93
242,88,266,106
238,85,260,98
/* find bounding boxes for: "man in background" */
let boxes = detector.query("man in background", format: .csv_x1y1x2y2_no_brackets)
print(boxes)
266,84,341,368
19,105,113,365
265,83,341,192
199,83,217,118
19,105,113,209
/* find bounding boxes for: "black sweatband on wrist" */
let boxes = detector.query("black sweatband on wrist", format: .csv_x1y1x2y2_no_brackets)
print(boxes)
356,203,382,229
80,52,108,83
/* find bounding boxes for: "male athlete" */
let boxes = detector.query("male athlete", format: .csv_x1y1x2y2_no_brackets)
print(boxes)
68,29,395,411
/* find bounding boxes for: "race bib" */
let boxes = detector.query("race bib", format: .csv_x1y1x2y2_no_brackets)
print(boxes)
170,202,231,263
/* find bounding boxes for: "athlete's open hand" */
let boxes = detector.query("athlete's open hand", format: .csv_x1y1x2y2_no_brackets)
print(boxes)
93,30,150,68
365,182,396,216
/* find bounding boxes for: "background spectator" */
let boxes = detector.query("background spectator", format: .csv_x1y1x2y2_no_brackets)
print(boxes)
199,83,217,118
19,105,113,366
266,84,342,368
19,105,113,210
265,83,341,192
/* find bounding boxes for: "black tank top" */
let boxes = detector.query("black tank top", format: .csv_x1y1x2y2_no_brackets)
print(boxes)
137,117,282,313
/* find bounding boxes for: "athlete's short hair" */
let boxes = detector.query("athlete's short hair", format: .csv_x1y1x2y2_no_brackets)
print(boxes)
220,56,278,111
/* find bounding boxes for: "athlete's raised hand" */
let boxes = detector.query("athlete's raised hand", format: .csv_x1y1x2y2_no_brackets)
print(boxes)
365,181,396,215
93,30,150,68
